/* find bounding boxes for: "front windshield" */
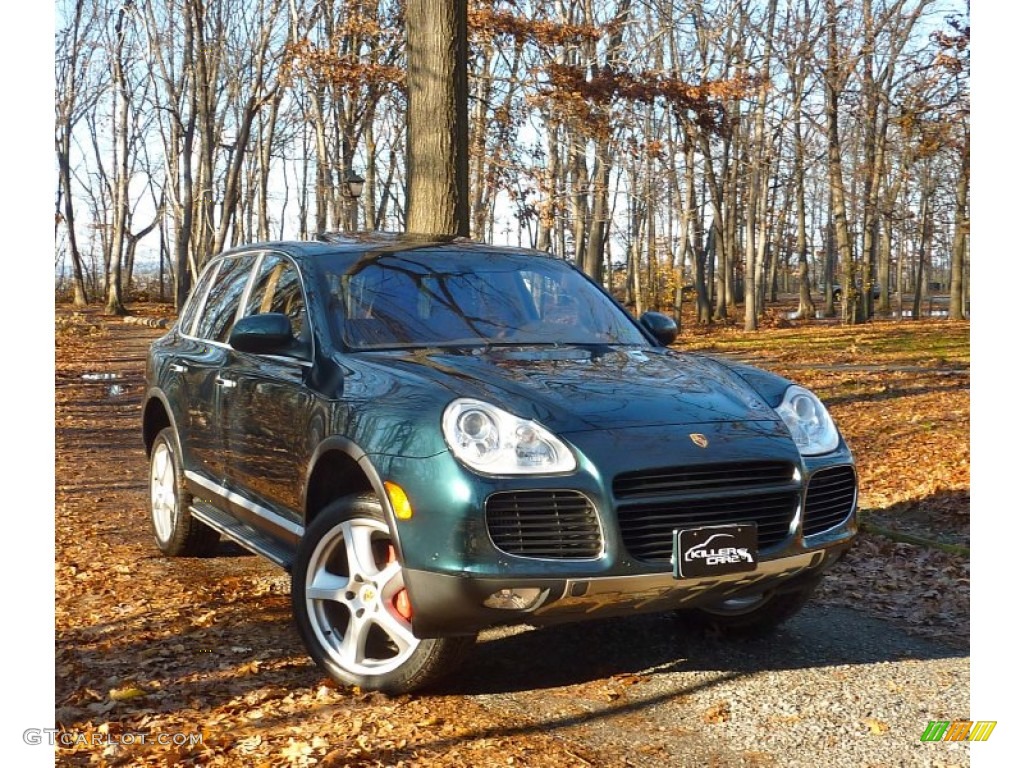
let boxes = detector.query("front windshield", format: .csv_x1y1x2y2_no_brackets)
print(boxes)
323,250,649,350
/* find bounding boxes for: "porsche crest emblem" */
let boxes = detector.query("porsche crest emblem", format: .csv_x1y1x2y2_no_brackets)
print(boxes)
689,433,709,448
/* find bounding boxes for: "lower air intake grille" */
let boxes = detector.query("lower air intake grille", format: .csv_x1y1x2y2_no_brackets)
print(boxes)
803,466,857,536
485,490,602,559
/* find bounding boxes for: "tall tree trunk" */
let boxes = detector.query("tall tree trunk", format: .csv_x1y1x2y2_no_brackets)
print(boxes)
405,0,470,235
742,0,777,331
793,117,815,319
825,0,858,324
536,123,561,252
105,2,133,316
877,149,908,315
57,145,89,306
949,128,969,320
699,133,728,321
258,91,283,241
584,148,611,284
911,186,931,319
56,0,91,306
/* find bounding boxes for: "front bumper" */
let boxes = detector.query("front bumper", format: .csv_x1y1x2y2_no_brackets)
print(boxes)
375,423,858,638
405,543,850,637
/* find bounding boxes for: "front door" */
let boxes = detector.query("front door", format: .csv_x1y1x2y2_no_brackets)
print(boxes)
178,253,258,484
220,253,320,541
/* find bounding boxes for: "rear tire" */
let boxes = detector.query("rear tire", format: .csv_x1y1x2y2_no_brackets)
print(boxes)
149,427,220,557
291,493,473,694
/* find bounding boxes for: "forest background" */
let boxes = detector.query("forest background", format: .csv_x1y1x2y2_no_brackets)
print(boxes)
2,1,1011,764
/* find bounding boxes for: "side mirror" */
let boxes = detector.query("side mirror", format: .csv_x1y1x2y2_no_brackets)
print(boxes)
229,313,305,357
639,311,679,347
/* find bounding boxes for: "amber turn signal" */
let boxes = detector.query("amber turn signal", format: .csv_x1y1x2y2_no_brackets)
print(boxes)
384,481,413,520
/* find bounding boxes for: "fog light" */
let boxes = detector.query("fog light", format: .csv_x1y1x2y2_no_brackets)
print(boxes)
483,587,546,610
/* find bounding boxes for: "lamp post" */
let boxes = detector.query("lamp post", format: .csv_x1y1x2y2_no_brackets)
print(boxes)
344,169,365,233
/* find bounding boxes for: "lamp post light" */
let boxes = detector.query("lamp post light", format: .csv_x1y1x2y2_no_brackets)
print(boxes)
344,169,365,232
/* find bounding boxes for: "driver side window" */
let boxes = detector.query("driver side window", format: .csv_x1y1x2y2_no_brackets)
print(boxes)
193,254,258,342
243,254,309,343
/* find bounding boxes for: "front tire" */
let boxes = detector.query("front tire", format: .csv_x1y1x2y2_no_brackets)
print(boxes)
678,582,818,638
291,493,473,694
149,427,220,557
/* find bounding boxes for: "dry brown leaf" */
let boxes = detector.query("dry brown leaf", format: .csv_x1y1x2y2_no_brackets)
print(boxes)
862,717,890,734
702,702,731,724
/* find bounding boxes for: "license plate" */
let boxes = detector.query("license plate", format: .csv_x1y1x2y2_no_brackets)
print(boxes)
673,524,758,579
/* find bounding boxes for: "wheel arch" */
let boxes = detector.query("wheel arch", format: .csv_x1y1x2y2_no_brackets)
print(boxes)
142,389,181,457
303,436,405,559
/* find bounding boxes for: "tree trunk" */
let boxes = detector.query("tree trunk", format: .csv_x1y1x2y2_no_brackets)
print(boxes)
57,146,89,306
825,0,858,324
258,92,283,241
949,129,969,320
405,0,470,236
742,0,777,331
105,2,133,316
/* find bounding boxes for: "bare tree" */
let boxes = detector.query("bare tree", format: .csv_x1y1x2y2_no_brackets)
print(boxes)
56,0,101,306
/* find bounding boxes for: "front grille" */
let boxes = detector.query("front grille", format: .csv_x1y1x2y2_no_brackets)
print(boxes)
803,466,857,536
613,461,795,498
485,490,602,559
614,461,799,562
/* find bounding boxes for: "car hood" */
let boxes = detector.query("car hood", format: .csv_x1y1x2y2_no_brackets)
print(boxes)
349,345,780,434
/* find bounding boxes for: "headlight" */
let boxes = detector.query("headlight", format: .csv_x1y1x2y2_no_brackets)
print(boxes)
442,398,577,475
774,386,840,456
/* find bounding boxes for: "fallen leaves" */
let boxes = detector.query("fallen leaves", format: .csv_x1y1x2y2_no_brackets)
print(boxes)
54,306,971,766
108,685,147,702
862,717,890,735
702,701,731,724
817,533,969,648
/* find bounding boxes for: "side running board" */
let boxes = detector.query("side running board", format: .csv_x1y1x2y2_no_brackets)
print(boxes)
190,500,295,571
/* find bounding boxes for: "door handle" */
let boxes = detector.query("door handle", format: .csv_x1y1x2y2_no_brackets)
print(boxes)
215,375,237,389
169,363,188,373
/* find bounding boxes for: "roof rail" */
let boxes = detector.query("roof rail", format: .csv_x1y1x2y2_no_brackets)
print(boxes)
314,231,476,246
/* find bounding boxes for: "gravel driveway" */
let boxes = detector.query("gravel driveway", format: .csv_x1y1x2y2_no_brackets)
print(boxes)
453,604,969,767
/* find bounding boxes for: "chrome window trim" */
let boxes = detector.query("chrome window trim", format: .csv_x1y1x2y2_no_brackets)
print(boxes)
186,470,304,538
228,250,267,339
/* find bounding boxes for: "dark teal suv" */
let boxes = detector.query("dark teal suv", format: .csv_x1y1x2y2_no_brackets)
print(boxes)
143,233,857,693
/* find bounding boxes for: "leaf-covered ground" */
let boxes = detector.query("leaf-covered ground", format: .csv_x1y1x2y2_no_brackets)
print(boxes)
54,306,969,765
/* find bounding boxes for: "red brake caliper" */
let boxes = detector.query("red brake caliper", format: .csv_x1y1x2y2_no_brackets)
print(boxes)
387,544,413,621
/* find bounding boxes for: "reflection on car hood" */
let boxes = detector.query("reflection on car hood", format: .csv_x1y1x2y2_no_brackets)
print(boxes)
364,345,779,433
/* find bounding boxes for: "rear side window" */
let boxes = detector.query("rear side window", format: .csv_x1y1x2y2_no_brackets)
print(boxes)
193,254,258,342
177,262,221,336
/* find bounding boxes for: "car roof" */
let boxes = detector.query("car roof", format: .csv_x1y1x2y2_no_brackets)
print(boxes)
218,232,557,264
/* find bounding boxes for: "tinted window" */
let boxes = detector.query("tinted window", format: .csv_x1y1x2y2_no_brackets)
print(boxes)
194,254,258,342
243,254,308,340
178,261,221,336
324,251,648,349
